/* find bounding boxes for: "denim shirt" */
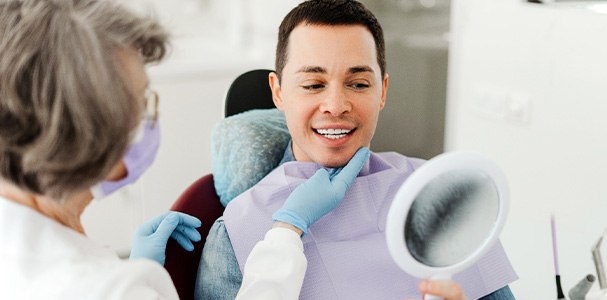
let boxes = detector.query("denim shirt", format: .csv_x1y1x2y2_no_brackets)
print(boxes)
194,143,516,300
278,140,295,165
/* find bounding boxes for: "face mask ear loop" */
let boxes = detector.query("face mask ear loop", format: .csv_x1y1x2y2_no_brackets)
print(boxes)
90,119,161,199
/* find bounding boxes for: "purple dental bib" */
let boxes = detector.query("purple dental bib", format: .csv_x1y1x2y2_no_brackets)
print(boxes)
223,152,517,299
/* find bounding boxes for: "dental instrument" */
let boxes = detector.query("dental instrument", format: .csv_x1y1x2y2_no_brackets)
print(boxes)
551,215,565,300
593,231,607,289
568,274,595,300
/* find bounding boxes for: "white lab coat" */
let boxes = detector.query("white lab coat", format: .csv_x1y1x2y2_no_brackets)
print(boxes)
0,196,307,300
236,227,307,300
0,197,178,300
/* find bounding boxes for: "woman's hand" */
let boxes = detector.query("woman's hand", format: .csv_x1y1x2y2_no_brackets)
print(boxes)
271,147,370,235
129,211,201,266
406,280,468,300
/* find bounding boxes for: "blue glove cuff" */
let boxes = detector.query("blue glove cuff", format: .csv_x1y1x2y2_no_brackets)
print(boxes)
272,209,308,234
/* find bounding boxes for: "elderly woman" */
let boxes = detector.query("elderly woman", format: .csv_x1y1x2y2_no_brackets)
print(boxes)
0,0,193,298
0,1,369,299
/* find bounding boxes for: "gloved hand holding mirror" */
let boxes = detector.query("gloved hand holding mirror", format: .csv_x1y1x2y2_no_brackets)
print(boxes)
386,152,509,300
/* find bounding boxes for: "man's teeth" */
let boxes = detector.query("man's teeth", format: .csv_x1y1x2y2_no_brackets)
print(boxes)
316,128,352,139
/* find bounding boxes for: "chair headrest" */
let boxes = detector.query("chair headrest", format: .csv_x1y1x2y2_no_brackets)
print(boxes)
212,108,290,206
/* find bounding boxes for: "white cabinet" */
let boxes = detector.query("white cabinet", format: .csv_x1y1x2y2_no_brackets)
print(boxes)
447,1,607,297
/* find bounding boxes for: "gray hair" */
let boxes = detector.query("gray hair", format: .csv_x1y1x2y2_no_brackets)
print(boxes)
0,0,168,200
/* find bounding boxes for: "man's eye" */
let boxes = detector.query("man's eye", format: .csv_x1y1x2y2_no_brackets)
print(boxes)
349,83,370,90
302,84,325,90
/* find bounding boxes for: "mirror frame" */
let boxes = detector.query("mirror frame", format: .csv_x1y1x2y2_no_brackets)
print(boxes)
385,152,509,278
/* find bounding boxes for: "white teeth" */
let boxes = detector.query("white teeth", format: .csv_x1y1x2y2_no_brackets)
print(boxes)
316,128,351,135
315,128,352,139
324,134,347,139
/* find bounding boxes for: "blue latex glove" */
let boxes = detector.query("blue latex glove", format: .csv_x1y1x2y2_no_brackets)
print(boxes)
272,147,370,234
130,211,202,266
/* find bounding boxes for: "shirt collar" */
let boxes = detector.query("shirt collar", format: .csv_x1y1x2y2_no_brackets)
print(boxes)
279,140,295,165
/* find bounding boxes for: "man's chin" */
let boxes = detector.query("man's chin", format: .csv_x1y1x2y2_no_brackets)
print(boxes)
316,153,356,168
294,143,363,168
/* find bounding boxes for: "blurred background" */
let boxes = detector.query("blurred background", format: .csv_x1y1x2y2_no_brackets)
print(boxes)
82,0,607,298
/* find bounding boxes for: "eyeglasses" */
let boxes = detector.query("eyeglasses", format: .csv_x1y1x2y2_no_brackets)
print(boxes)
143,88,159,127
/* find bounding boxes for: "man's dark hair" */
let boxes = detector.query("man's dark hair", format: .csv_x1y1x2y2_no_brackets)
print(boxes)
275,0,385,81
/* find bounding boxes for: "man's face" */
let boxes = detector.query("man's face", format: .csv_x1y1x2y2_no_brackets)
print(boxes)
270,24,388,167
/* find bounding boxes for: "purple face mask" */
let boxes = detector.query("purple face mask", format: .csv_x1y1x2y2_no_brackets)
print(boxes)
91,119,160,199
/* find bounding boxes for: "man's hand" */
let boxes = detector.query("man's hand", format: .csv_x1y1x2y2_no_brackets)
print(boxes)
272,147,370,234
130,211,202,266
405,280,468,300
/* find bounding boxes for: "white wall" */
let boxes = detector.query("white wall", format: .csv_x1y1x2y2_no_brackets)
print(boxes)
447,0,607,298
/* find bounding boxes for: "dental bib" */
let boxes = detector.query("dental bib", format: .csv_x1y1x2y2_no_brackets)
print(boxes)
223,152,517,299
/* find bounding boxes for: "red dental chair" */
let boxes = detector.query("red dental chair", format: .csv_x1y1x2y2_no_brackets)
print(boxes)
163,69,274,300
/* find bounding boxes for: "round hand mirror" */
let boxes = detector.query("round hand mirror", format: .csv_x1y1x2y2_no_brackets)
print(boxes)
385,152,509,300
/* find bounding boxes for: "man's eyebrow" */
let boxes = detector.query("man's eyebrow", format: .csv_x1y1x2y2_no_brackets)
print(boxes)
348,65,374,74
296,66,327,74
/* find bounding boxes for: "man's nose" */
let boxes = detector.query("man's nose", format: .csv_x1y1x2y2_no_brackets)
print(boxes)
319,86,351,116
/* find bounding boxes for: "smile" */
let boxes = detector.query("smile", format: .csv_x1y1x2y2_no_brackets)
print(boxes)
314,128,354,140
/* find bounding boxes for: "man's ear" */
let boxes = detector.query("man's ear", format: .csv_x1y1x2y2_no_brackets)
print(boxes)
379,73,389,110
269,72,284,111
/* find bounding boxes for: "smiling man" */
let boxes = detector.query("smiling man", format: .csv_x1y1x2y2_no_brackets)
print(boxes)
195,1,517,300
269,23,388,168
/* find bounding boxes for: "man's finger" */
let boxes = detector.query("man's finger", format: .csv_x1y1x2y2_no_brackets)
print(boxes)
419,280,467,300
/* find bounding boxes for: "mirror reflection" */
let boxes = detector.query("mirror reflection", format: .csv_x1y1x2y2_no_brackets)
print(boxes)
404,169,499,267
